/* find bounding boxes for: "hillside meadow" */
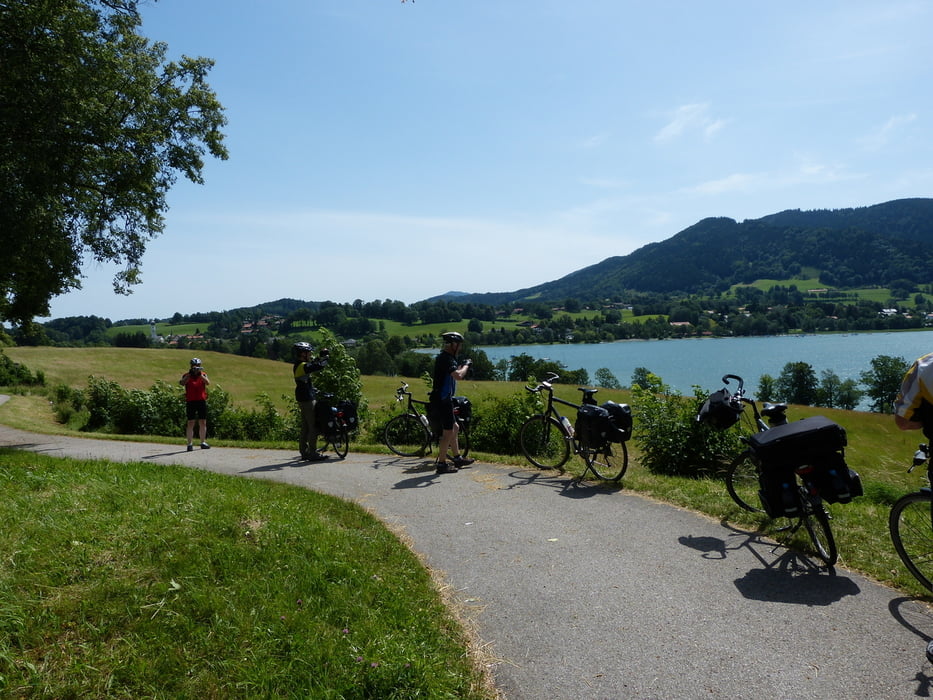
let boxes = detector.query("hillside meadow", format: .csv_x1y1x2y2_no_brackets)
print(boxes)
2,345,933,598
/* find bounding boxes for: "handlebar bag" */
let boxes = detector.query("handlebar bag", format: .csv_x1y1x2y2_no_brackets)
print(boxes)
749,416,847,470
601,401,632,442
697,388,743,430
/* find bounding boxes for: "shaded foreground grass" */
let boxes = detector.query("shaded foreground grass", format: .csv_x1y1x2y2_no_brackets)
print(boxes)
0,449,494,699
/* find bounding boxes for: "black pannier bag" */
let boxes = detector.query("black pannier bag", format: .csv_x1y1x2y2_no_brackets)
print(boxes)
749,415,860,509
748,416,846,469
758,468,802,518
601,401,632,442
452,396,472,424
575,404,614,445
336,399,358,432
799,452,863,504
697,388,743,430
314,396,336,433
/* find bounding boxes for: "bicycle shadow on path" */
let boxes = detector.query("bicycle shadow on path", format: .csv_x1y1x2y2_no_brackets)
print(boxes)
498,467,623,500
679,524,862,606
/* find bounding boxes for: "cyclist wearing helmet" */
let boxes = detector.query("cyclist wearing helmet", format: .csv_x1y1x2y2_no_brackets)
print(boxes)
430,331,474,473
293,342,330,461
179,358,210,451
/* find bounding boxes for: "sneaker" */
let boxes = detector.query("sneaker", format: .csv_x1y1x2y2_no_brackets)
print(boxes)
309,452,329,462
452,456,474,468
435,461,458,474
187,444,194,452
200,442,210,450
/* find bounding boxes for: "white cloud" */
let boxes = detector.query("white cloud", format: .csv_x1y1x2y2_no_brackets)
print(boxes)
858,113,918,151
655,103,726,143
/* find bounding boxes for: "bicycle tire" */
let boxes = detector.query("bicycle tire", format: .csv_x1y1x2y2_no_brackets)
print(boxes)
330,426,349,459
889,491,933,591
583,440,628,481
457,421,471,459
519,415,571,470
800,489,837,566
725,450,765,513
384,414,430,457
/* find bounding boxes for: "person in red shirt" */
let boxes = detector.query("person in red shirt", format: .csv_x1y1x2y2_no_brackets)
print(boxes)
179,357,211,451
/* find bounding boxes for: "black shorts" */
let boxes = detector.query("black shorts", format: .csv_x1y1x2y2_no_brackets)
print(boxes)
186,400,207,420
433,397,455,431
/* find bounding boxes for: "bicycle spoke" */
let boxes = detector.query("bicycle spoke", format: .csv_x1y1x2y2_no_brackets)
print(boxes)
584,441,628,481
520,415,570,470
725,451,764,513
890,492,933,591
384,414,429,457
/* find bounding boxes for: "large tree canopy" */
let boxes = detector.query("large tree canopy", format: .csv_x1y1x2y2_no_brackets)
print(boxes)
0,0,228,324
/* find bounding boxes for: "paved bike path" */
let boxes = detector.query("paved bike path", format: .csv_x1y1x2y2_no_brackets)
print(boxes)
1,422,932,699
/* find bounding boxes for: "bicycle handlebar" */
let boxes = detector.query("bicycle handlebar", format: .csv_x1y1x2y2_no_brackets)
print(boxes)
721,374,745,392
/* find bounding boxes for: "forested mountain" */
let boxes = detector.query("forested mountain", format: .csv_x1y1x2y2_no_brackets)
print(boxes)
449,198,933,305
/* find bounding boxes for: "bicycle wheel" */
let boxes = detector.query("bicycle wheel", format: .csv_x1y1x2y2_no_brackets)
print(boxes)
519,415,571,470
889,491,933,591
457,421,471,459
725,450,765,513
583,440,628,481
800,490,837,567
330,426,349,459
384,414,430,457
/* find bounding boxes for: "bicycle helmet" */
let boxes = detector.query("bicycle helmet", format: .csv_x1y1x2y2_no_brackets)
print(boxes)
293,341,312,353
190,357,202,367
441,331,464,344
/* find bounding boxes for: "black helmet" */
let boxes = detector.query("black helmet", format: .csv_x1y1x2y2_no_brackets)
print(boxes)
293,342,312,354
441,331,464,344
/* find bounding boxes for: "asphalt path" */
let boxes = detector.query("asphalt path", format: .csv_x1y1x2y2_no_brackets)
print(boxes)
2,418,933,699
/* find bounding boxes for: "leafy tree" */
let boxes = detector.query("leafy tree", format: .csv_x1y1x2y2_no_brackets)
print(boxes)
594,367,622,389
0,0,228,324
859,354,909,413
815,369,863,409
775,361,818,405
631,367,653,390
757,374,776,402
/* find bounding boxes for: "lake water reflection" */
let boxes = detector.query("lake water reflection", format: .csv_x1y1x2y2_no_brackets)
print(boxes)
477,332,933,405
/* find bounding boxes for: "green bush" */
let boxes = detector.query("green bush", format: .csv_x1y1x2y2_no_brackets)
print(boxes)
0,350,44,386
469,383,547,456
631,373,744,477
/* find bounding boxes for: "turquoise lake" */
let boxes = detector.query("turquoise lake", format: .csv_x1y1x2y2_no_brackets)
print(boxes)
476,331,933,405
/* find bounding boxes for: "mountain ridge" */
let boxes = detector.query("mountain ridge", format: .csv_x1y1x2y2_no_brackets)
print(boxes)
430,197,933,306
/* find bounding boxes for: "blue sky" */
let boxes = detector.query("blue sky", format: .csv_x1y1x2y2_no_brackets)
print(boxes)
45,0,933,321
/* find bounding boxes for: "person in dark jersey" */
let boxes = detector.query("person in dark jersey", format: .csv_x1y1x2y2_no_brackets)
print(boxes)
430,331,475,474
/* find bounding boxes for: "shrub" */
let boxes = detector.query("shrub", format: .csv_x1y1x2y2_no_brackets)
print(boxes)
0,350,44,386
631,373,744,477
469,383,547,456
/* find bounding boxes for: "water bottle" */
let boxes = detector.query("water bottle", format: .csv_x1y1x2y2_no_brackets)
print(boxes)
781,482,798,516
561,416,574,437
419,414,430,428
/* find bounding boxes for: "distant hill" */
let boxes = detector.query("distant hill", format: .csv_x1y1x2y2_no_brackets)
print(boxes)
441,198,933,305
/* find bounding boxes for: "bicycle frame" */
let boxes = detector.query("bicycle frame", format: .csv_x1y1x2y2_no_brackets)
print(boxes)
534,377,579,437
